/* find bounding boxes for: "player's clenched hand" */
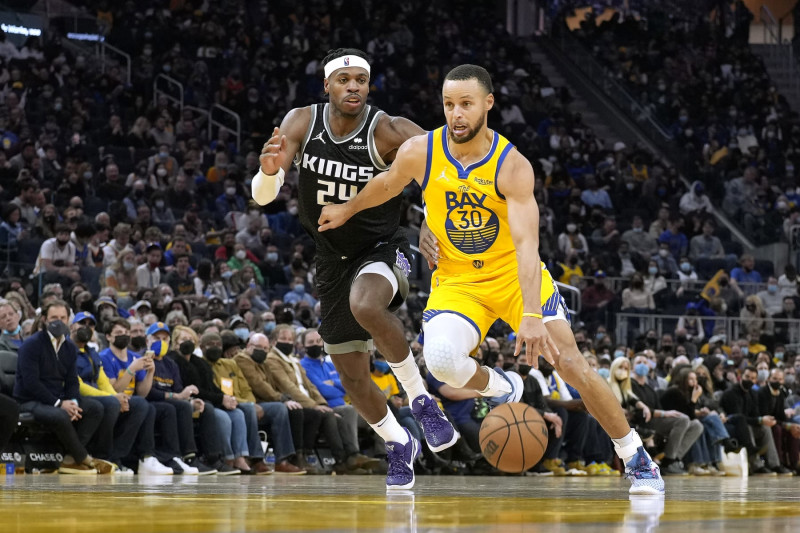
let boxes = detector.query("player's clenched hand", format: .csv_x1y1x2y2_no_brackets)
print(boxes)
418,220,439,269
516,317,559,367
260,126,288,175
318,203,354,232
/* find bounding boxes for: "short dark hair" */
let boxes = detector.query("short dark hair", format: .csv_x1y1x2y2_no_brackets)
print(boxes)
744,365,758,375
321,48,370,68
444,64,494,94
107,317,131,333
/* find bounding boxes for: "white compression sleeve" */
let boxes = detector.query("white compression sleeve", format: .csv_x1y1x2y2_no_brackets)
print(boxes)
251,168,284,205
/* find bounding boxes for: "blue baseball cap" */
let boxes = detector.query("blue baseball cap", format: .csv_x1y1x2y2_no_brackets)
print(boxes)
72,312,96,325
146,321,170,336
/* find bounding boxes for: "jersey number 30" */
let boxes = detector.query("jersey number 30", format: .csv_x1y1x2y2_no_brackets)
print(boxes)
317,180,358,205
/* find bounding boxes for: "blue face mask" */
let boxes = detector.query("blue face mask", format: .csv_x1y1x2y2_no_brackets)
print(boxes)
3,324,21,336
681,262,691,272
742,347,749,356
597,368,610,379
374,360,391,374
263,321,276,334
294,284,305,295
221,270,234,279
614,350,625,359
648,266,658,275
634,363,650,377
775,351,784,361
234,327,250,341
768,285,778,294
267,252,279,263
596,332,605,341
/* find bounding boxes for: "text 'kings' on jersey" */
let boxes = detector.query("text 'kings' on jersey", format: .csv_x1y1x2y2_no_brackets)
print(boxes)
294,103,402,259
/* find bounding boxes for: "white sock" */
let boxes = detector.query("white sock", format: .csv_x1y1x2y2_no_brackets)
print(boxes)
612,428,644,464
388,350,429,401
369,410,409,445
478,365,512,397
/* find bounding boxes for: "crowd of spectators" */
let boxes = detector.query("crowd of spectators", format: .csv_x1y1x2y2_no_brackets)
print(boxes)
0,0,799,479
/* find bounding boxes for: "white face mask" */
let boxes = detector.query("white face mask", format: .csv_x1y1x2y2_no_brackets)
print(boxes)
226,187,237,196
156,168,167,177
566,223,577,233
288,206,298,216
235,250,246,260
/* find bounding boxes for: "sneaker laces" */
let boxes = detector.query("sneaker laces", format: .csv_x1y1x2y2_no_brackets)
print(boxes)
416,403,448,439
625,452,657,481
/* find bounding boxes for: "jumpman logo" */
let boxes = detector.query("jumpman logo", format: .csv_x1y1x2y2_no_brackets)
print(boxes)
435,169,447,182
312,131,326,144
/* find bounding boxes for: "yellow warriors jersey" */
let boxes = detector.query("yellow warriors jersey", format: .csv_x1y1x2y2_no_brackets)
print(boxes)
421,126,563,339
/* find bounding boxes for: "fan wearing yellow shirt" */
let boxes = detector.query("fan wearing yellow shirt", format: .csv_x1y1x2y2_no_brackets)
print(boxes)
319,64,665,495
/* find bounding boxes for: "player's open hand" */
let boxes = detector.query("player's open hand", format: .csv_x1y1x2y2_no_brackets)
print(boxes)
260,126,288,175
418,220,439,269
318,203,353,232
516,316,559,367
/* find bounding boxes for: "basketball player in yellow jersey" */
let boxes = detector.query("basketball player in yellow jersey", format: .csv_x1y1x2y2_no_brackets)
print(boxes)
319,64,665,495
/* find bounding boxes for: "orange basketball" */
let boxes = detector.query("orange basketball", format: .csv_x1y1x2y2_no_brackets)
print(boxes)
479,402,549,473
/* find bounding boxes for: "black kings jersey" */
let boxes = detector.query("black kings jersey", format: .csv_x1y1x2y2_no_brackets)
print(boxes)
294,103,402,259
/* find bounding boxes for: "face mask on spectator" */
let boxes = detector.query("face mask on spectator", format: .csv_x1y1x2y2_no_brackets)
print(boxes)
131,336,146,351
124,260,136,270
179,340,195,355
613,350,625,359
226,187,237,196
221,270,234,280
157,168,167,177
263,321,276,334
634,363,649,377
768,284,778,294
74,327,92,343
597,367,610,379
288,205,298,216
234,327,249,341
204,346,223,362
47,320,69,338
251,348,267,364
294,284,305,295
681,262,691,272
785,374,795,387
757,369,769,382
648,266,658,275
775,351,784,361
267,252,279,263
235,250,246,260
276,342,294,355
741,379,753,390
769,381,781,391
305,345,322,358
614,369,628,381
659,249,669,258
155,200,165,209
112,335,130,349
566,223,576,233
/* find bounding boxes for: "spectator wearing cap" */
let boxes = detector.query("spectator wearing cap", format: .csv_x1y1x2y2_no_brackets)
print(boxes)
14,299,107,474
35,222,80,284
137,243,163,290
70,311,151,474
102,223,133,268
143,323,215,475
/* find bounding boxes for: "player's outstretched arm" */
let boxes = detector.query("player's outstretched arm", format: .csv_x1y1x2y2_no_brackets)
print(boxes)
252,107,308,205
318,133,427,231
500,150,559,366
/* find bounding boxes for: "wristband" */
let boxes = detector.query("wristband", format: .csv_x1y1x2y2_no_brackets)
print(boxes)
522,312,543,319
126,367,135,376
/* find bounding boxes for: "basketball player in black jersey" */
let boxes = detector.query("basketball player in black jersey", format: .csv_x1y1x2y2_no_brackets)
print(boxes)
252,48,459,490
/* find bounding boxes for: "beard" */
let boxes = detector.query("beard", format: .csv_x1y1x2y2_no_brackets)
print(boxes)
448,114,485,144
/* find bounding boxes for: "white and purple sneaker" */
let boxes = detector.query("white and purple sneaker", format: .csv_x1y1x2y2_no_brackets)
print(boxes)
385,428,420,491
410,395,460,452
485,367,524,408
625,446,665,495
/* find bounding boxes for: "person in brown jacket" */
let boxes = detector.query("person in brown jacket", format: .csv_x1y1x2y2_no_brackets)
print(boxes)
236,332,324,474
208,330,304,475
265,325,379,474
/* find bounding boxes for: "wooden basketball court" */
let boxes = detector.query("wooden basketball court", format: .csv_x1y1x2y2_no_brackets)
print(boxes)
2,474,799,532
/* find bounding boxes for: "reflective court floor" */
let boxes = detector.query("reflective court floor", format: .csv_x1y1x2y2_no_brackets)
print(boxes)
2,474,800,533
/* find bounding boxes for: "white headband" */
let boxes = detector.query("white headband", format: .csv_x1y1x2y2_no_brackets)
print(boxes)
324,55,371,78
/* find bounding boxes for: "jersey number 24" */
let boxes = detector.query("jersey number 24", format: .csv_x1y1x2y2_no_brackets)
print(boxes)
317,179,358,205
